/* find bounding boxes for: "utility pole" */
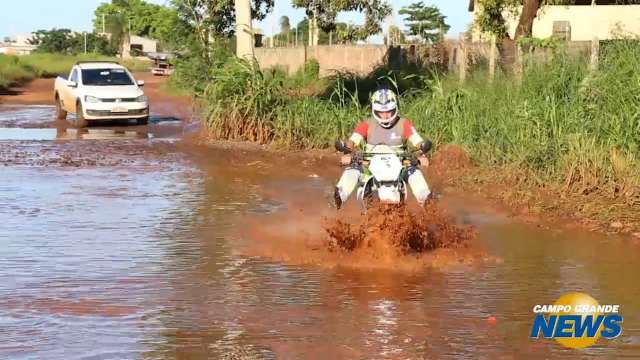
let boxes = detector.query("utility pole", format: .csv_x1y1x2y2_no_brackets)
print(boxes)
84,32,87,54
235,0,254,59
102,14,106,34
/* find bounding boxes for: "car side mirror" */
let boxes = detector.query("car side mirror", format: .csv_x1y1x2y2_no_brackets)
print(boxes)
137,80,145,87
335,139,351,154
421,140,432,154
67,80,77,88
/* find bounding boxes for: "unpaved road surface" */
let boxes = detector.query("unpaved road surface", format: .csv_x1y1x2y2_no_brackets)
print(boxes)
1,75,639,359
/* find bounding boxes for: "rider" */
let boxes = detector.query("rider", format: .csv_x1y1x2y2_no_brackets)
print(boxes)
334,88,432,209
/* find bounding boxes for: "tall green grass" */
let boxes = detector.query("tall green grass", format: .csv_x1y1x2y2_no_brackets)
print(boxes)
405,42,640,202
197,41,639,202
200,58,365,148
0,55,35,89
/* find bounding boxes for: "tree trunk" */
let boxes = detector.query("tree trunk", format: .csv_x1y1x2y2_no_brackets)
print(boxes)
120,33,130,59
514,0,541,39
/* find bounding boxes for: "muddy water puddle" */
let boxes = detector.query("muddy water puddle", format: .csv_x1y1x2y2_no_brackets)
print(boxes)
1,105,640,358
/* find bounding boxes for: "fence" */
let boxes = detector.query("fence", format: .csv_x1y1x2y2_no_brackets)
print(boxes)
253,39,599,81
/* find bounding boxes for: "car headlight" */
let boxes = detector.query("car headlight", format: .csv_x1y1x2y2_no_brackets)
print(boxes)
85,95,101,103
135,95,148,102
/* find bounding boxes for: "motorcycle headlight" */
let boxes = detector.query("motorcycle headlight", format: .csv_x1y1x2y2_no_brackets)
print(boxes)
135,95,148,103
85,95,101,103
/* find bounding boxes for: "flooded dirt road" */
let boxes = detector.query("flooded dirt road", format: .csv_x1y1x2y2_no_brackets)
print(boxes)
1,81,640,359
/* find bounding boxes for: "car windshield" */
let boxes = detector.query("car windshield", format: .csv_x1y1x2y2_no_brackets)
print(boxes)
82,68,134,86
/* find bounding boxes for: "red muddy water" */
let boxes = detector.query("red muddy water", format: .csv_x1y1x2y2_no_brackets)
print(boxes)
1,77,639,359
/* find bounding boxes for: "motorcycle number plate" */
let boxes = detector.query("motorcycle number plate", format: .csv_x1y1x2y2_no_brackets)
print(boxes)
369,154,403,182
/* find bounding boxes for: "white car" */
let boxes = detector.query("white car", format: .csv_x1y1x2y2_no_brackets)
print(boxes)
54,61,149,127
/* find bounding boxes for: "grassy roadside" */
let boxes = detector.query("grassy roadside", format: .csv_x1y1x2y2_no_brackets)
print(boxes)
0,53,151,90
176,40,639,234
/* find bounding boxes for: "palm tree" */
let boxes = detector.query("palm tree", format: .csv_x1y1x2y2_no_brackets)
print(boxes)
399,2,450,44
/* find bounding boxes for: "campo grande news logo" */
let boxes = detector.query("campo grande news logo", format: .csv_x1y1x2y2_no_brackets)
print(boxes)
530,292,623,349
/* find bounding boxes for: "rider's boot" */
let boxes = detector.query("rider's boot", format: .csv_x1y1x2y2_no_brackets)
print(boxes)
335,168,360,209
407,167,431,205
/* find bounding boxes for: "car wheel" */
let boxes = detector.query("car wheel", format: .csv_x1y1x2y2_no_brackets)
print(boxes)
75,102,88,128
136,116,149,125
55,96,67,120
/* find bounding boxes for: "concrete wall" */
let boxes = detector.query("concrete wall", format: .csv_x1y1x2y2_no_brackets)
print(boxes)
308,45,389,76
254,45,390,76
254,47,306,75
471,5,640,42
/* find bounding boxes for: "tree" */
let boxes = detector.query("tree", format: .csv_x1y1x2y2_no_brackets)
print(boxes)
399,2,450,44
94,0,180,53
278,15,291,46
280,16,291,35
28,29,115,55
171,0,273,38
385,25,406,46
169,0,273,57
29,29,74,53
474,0,585,41
292,0,392,44
289,18,352,45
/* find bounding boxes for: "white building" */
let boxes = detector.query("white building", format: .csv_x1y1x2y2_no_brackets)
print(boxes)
0,33,37,55
468,0,640,42
128,35,157,56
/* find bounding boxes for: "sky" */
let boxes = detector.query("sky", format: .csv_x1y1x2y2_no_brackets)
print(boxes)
0,0,471,41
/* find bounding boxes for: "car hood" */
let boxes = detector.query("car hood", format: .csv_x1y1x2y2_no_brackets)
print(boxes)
83,85,144,99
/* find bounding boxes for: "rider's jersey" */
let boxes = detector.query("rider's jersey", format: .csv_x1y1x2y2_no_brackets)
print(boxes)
348,117,424,151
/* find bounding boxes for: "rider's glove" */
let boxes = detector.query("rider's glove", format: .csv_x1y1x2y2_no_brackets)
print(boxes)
418,155,429,168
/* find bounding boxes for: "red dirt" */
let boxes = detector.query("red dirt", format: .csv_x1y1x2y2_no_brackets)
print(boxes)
0,78,55,105
323,202,473,255
430,144,472,174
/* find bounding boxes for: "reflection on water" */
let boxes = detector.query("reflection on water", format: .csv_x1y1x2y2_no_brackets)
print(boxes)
0,104,185,141
0,112,639,358
0,127,150,141
58,128,150,140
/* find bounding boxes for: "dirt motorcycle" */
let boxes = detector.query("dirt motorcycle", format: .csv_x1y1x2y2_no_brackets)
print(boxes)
335,139,432,208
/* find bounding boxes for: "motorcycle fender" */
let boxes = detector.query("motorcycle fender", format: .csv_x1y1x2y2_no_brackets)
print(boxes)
357,177,373,203
378,185,401,204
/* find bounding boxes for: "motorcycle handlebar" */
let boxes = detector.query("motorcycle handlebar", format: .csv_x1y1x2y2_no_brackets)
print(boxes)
335,139,432,155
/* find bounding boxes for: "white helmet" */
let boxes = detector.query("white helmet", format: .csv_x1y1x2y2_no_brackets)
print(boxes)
371,89,399,128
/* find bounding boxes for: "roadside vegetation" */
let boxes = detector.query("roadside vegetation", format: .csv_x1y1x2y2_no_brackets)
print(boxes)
169,39,639,210
0,53,149,90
